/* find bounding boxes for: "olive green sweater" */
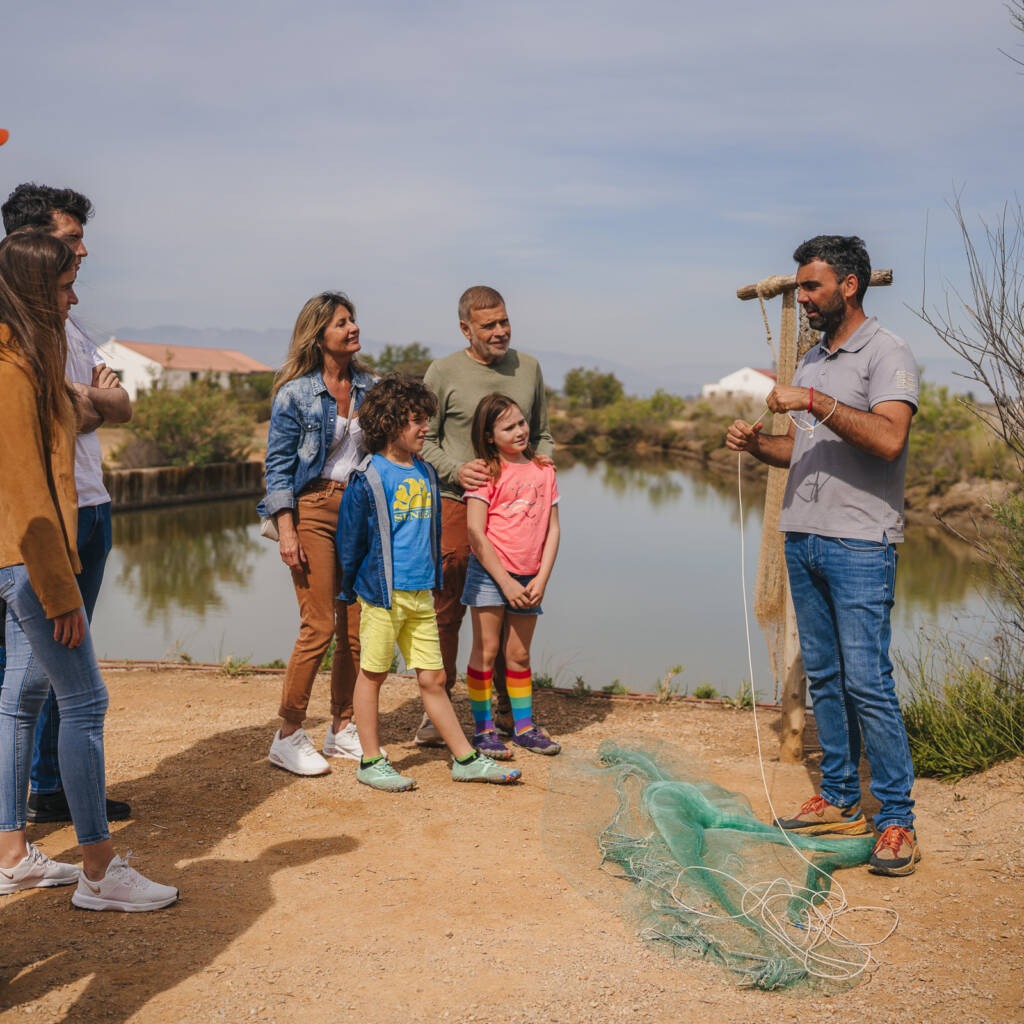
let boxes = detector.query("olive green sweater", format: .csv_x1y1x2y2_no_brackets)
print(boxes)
422,348,554,501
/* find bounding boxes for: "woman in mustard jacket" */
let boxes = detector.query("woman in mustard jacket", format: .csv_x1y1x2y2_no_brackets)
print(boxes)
0,230,176,912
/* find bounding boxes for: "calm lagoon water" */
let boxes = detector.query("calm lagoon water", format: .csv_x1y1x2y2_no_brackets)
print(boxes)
91,458,997,696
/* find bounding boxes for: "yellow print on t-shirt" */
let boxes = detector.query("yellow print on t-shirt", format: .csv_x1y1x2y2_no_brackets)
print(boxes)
393,477,432,521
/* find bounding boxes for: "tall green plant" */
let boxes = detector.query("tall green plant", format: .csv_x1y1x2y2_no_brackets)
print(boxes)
117,379,254,468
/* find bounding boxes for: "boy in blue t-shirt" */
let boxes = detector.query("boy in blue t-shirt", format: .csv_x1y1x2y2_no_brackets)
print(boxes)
337,373,521,792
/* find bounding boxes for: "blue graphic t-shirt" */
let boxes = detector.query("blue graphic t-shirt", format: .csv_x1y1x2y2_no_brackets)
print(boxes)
371,454,435,591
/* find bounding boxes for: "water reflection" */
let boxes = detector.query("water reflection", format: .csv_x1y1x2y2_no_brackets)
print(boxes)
113,498,259,624
92,463,998,691
898,525,985,611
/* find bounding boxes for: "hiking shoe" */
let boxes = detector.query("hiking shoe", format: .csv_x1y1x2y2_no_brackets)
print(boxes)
323,722,364,760
268,729,331,776
452,754,521,785
511,727,562,756
493,709,515,737
869,826,921,877
0,843,80,894
27,789,132,823
357,758,416,792
71,853,178,912
773,795,869,836
414,714,446,748
472,730,513,761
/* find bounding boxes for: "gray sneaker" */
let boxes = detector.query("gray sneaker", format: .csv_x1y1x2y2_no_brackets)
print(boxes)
0,843,80,895
451,754,522,785
413,714,446,748
357,758,417,792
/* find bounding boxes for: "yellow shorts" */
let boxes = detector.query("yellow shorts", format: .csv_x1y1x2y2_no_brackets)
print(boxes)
358,591,443,673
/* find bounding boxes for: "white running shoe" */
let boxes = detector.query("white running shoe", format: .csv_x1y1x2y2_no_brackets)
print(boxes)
322,722,364,760
268,728,331,776
0,843,80,894
71,853,178,912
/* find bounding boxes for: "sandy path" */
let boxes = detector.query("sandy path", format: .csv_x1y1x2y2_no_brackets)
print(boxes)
0,667,1020,1023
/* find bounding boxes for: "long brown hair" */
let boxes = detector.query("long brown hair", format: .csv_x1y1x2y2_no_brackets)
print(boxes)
272,291,370,397
470,392,536,480
0,229,77,443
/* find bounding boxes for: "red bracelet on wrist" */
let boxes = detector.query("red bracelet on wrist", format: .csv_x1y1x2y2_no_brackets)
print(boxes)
808,387,814,413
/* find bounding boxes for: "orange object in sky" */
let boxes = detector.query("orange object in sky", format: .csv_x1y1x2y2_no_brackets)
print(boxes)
0,129,9,146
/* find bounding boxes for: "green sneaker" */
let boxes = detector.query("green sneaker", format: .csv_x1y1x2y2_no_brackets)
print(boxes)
357,758,416,792
451,754,522,785
772,794,869,836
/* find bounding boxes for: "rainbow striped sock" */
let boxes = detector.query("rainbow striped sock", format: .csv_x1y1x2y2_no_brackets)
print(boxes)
506,667,534,735
467,665,494,734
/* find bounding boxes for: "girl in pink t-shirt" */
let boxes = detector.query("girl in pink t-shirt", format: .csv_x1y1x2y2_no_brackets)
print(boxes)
461,393,562,758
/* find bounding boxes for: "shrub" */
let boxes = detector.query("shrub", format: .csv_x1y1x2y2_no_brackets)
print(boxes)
900,638,1024,780
363,342,433,378
564,367,624,409
117,379,254,468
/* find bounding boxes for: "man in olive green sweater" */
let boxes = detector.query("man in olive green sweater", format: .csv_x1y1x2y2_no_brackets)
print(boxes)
418,285,554,744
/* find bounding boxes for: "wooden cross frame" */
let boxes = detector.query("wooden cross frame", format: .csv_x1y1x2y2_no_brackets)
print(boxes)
735,267,893,763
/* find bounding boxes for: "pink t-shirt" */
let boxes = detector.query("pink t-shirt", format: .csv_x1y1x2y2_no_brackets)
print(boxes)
465,460,559,575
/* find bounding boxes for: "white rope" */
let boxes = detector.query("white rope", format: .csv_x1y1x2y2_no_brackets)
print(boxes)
732,452,899,981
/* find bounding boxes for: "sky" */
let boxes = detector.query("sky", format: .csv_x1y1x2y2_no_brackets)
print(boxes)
3,1,1022,394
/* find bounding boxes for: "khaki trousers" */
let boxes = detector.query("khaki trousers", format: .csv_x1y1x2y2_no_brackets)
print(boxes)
278,482,361,725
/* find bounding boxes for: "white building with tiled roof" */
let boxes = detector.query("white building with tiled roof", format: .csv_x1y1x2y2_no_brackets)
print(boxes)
99,339,273,400
700,367,776,402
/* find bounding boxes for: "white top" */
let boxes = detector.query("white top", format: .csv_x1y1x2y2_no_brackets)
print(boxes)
66,316,110,508
321,415,365,483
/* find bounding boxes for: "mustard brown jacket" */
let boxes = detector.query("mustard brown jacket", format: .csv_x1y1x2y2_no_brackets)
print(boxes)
0,323,82,617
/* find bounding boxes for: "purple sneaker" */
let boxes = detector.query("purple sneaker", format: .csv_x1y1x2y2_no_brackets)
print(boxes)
472,730,513,761
511,727,561,756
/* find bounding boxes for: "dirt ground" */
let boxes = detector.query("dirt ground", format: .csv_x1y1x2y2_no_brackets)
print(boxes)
0,666,1020,1024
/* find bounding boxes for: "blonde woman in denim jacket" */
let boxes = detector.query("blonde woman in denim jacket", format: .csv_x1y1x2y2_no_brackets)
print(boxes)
259,292,377,776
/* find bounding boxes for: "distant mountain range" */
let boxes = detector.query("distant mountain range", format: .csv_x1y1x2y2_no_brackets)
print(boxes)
113,324,978,400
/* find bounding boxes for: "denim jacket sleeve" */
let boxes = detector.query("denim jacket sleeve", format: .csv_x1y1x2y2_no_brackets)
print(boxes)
338,473,370,604
262,390,305,517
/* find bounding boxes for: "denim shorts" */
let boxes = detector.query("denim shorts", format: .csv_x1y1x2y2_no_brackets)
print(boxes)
461,553,542,615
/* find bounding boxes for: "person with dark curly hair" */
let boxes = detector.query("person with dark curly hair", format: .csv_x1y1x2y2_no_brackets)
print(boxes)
337,374,521,792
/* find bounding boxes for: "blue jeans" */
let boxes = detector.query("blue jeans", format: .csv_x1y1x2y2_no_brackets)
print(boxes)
0,564,110,844
29,502,112,794
784,533,915,831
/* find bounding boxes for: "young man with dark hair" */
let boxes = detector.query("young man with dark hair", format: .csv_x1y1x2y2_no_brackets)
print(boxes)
726,234,921,877
1,183,132,824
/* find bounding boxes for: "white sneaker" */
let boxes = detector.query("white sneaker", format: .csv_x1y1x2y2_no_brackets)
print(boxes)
268,728,331,776
323,722,364,760
71,853,178,912
0,843,80,894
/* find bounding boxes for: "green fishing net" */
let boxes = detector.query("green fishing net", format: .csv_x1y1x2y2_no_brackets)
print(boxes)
543,739,880,994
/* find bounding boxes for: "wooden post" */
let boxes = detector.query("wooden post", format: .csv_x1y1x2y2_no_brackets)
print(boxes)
736,267,893,762
778,590,805,763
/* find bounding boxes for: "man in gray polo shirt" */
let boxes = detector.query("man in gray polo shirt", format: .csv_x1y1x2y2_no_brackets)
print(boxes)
726,235,920,877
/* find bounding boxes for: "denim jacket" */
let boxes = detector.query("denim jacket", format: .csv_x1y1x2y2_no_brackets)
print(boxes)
257,366,377,518
337,458,443,609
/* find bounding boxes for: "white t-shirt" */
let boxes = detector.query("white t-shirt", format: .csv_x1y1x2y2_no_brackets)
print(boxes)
66,316,110,508
320,415,365,483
